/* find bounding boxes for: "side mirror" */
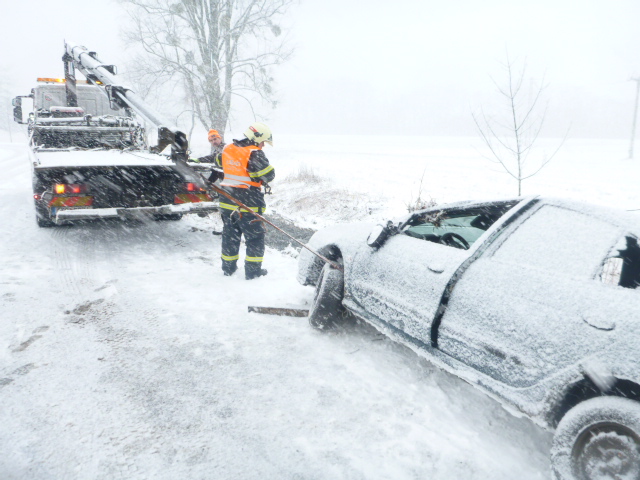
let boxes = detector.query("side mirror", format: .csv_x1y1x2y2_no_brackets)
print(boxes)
367,221,395,249
12,97,23,123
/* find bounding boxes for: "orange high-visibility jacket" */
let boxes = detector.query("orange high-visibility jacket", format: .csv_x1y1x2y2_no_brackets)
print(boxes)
220,143,262,189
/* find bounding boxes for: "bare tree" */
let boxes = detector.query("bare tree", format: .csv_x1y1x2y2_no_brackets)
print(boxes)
473,54,565,196
120,0,294,133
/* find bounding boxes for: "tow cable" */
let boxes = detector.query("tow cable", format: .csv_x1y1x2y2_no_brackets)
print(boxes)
171,159,343,272
208,182,343,271
211,181,340,318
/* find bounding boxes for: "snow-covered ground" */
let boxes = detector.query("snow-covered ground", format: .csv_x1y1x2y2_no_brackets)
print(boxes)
1,136,636,479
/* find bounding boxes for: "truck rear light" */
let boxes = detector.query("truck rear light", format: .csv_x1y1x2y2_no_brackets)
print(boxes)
184,182,205,192
54,184,88,194
34,194,41,200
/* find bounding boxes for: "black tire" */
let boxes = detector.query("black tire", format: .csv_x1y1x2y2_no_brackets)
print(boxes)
35,204,55,228
551,396,640,480
308,262,346,331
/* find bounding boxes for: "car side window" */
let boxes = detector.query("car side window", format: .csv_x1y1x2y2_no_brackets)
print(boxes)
401,202,516,250
492,205,622,280
403,214,486,247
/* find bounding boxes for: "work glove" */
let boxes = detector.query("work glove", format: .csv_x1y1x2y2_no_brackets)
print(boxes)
208,169,223,183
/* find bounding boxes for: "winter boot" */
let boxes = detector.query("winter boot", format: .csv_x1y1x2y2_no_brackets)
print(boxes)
222,263,238,276
245,268,268,280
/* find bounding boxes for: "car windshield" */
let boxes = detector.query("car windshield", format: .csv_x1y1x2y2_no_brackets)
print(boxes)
402,202,517,249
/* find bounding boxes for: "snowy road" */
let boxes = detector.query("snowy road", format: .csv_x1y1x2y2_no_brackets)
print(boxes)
0,144,552,479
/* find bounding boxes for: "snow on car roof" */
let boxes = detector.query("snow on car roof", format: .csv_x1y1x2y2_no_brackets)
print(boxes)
542,196,640,232
34,149,176,168
390,196,640,234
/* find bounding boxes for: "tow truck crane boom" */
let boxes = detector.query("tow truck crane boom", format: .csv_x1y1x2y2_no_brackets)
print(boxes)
63,42,189,164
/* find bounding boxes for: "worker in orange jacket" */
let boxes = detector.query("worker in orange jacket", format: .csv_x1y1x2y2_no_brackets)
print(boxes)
191,129,225,183
218,122,275,280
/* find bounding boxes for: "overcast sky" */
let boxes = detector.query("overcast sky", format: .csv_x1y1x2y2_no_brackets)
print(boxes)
2,0,639,138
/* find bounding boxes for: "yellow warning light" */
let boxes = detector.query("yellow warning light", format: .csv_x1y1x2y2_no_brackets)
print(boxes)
37,77,66,83
55,184,66,194
36,78,90,84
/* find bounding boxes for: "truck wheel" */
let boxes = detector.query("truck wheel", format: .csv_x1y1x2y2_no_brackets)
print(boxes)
35,204,55,228
551,396,640,480
308,262,347,331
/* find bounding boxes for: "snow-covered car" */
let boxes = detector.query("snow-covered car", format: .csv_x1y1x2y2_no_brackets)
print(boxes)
297,196,640,480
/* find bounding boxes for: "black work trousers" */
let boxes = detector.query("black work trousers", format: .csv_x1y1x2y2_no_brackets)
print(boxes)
220,207,266,276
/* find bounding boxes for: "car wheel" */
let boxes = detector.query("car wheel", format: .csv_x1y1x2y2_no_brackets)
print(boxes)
308,262,346,331
551,396,640,480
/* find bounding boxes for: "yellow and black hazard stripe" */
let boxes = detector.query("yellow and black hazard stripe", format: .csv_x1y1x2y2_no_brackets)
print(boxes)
174,193,212,204
49,196,94,207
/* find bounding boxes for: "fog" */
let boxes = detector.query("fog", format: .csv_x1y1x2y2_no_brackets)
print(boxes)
2,0,639,138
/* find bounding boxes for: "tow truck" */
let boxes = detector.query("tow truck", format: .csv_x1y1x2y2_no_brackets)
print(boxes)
12,42,218,227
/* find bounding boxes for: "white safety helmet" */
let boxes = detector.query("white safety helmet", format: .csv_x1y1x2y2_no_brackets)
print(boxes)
244,122,273,146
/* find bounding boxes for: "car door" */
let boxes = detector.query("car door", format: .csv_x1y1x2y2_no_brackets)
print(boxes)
345,227,470,345
437,204,634,388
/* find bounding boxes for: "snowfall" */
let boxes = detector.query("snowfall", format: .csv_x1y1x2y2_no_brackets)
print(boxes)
1,134,638,479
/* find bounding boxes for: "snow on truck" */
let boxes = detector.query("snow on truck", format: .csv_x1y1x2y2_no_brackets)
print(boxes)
12,42,218,227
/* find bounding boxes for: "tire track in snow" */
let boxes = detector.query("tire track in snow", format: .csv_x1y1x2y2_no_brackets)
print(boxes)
50,226,99,302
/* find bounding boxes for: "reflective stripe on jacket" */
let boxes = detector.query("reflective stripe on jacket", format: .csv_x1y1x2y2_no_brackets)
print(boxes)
219,202,265,213
220,143,262,189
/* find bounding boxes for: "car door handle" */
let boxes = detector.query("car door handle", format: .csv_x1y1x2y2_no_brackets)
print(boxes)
427,263,445,274
581,315,615,331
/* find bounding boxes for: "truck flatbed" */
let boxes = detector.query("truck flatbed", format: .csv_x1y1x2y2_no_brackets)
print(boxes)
34,149,177,169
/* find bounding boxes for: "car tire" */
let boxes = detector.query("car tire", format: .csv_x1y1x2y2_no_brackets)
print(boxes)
551,396,640,480
308,262,346,331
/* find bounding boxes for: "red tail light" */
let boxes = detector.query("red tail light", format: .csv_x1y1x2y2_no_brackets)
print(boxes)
54,184,88,194
184,183,205,192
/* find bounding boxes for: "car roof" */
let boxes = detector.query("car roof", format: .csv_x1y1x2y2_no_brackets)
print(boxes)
398,196,640,235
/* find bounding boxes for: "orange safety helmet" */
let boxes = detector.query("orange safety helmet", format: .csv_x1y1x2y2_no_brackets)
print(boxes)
208,129,221,139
